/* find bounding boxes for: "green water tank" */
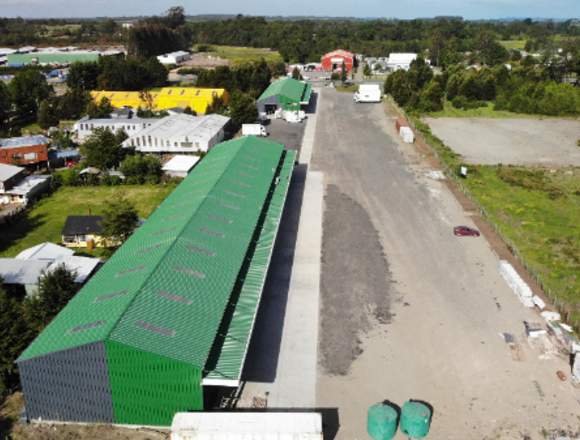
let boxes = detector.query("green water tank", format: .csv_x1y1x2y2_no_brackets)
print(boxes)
367,403,398,440
400,400,432,438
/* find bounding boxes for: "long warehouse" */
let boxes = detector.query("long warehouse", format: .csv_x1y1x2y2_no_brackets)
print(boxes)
17,136,296,426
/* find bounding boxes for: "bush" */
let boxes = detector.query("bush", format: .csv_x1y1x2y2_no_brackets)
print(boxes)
119,154,162,184
451,96,486,110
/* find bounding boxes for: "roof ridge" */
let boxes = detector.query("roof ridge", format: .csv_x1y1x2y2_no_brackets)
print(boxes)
104,138,250,345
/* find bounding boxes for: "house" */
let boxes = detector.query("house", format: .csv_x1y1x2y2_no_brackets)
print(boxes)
0,164,50,205
73,116,158,142
122,114,230,154
162,155,200,178
61,215,113,248
386,53,419,71
0,163,26,192
256,77,312,117
91,87,229,115
157,50,191,65
0,242,101,296
321,49,355,73
0,135,50,166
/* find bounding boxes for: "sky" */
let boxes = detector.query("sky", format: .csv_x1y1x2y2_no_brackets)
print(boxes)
0,0,579,19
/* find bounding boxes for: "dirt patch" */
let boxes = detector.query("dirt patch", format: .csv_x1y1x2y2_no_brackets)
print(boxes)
12,424,168,440
319,185,393,375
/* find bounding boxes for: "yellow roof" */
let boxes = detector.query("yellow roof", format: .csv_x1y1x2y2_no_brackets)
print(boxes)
90,88,229,114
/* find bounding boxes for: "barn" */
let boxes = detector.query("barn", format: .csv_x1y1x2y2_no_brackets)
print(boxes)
321,49,354,73
17,136,297,426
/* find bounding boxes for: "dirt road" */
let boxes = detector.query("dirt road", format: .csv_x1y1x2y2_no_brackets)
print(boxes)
312,90,580,439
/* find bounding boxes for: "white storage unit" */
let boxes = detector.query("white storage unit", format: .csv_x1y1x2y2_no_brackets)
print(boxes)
353,84,382,103
386,53,418,71
123,114,230,154
399,126,415,143
171,412,323,440
157,50,191,65
162,155,200,178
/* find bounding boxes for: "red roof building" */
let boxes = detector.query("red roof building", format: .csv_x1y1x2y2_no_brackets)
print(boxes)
321,49,355,73
0,135,49,166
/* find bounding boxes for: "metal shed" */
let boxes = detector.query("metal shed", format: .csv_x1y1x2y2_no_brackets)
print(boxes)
256,78,312,115
17,136,297,426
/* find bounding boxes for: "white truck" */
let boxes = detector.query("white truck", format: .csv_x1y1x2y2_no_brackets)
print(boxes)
242,124,268,136
353,84,382,103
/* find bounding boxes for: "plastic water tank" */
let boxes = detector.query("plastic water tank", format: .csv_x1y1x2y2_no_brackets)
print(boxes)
400,400,432,438
367,403,398,440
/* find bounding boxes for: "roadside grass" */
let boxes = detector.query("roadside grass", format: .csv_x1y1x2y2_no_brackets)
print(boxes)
428,100,532,119
462,166,580,326
499,39,526,50
0,184,175,258
335,84,358,93
194,45,283,65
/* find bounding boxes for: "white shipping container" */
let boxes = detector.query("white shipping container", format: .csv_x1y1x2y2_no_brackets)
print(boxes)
171,412,323,440
399,126,415,143
353,84,382,103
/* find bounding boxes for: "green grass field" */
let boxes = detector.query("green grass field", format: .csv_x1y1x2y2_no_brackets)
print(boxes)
196,45,283,65
428,101,530,119
463,166,580,326
0,184,175,258
499,39,526,50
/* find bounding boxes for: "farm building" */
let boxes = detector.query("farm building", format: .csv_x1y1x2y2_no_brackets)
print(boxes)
256,77,312,116
0,135,49,166
386,53,419,71
321,49,354,73
122,114,230,154
91,87,229,114
157,50,191,65
73,116,158,142
17,136,297,426
162,155,200,178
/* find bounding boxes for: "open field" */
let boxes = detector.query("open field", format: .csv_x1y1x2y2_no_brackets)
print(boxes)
499,39,527,50
428,100,531,119
193,45,283,65
0,184,175,258
463,166,580,326
424,117,580,166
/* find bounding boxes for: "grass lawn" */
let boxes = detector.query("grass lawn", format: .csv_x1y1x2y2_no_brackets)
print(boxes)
0,184,176,258
463,166,580,327
428,100,541,119
20,122,44,135
335,84,358,93
196,45,283,65
499,39,526,50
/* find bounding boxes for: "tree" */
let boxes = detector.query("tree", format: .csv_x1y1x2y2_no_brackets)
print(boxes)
9,68,52,125
101,198,139,244
23,265,79,333
340,62,347,82
363,63,372,77
418,79,444,112
0,82,11,135
67,61,100,91
37,98,59,129
291,66,302,80
86,96,114,119
229,91,257,129
80,127,127,170
166,6,186,29
119,154,162,184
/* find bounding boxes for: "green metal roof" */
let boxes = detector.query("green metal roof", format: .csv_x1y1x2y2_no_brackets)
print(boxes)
206,149,296,381
257,78,311,104
18,137,289,372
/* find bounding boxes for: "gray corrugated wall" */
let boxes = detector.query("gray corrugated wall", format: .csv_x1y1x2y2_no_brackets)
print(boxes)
19,342,114,423
256,95,280,114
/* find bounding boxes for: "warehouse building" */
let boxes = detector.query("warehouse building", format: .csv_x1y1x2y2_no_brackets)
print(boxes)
122,114,230,154
91,87,229,114
73,116,158,142
157,50,191,65
386,53,419,71
17,136,297,426
256,77,312,116
321,49,354,73
7,51,100,66
0,135,49,166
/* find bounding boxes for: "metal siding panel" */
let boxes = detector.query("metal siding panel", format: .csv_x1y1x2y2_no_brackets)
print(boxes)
19,342,113,422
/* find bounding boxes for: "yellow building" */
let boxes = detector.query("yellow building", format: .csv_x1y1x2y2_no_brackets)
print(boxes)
90,87,229,115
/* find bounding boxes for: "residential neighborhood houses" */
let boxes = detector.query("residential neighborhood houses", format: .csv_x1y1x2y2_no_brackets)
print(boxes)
0,7,579,440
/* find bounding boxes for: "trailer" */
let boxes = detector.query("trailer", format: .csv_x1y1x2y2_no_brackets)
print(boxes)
242,124,268,136
353,84,382,103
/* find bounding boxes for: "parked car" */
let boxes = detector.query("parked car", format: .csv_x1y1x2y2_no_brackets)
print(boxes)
453,226,480,237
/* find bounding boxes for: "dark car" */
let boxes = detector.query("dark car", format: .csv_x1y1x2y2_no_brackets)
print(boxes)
453,226,480,237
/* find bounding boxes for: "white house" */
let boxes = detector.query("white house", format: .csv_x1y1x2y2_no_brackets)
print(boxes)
73,116,158,142
386,53,419,71
123,114,230,154
162,155,200,178
157,50,191,65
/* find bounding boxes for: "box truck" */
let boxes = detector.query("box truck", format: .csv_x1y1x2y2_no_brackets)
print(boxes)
353,84,382,103
242,124,268,136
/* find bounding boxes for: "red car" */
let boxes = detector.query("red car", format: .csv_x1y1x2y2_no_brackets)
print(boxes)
453,226,480,237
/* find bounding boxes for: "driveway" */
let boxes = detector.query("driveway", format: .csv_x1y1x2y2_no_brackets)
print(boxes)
312,90,580,439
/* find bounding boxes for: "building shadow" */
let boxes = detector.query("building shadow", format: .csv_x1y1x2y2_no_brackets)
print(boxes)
306,91,319,114
241,163,308,383
0,212,45,254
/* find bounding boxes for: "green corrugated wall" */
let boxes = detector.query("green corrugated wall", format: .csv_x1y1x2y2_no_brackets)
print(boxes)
105,341,203,426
